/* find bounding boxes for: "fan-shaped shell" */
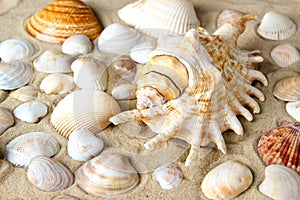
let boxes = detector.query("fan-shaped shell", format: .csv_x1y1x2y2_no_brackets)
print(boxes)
259,165,300,200
11,86,38,102
130,40,157,64
0,107,14,135
273,77,300,101
111,55,137,82
27,156,74,192
271,43,300,68
152,164,183,190
257,11,296,40
6,132,60,167
51,90,121,138
40,73,75,94
111,83,136,100
25,0,102,44
62,34,92,56
13,101,48,123
286,101,300,121
75,153,139,197
217,9,243,28
201,160,253,200
257,121,300,174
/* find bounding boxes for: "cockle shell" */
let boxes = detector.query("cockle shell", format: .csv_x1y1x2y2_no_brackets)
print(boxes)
286,100,300,121
67,129,104,162
152,164,183,190
0,107,14,135
52,195,79,200
259,165,300,200
130,40,157,64
11,86,38,102
13,101,48,123
118,0,200,38
25,0,102,44
0,38,36,62
217,9,243,28
51,90,121,138
75,153,139,197
111,55,137,82
273,77,300,101
201,160,253,200
257,11,296,40
62,34,92,56
257,121,300,174
40,73,75,94
6,132,60,167
270,43,300,68
27,156,74,192
111,83,137,100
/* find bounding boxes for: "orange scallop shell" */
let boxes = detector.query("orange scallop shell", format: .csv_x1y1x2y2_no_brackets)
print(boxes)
25,0,102,44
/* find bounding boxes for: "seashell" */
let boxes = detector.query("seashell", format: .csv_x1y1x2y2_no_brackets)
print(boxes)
13,101,48,123
0,38,36,62
71,57,108,91
62,34,93,56
27,156,74,192
271,43,300,68
33,50,76,73
6,132,60,167
0,107,14,135
201,160,253,200
257,11,296,40
40,73,75,94
217,9,244,28
259,165,300,200
67,129,104,162
52,195,79,200
130,40,157,64
11,86,38,102
273,77,300,101
51,90,121,138
97,23,141,54
118,0,200,38
25,0,102,44
111,83,137,100
75,153,139,197
257,121,300,174
152,164,183,190
0,61,33,90
0,0,19,15
111,55,137,82
286,100,300,121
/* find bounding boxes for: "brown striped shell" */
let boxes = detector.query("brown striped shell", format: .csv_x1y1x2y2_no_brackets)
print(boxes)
273,77,300,101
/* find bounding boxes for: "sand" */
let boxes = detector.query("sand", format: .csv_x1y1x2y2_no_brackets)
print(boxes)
0,0,299,199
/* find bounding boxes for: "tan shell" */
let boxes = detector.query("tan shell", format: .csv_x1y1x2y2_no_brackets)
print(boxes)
271,43,300,68
217,9,243,28
0,107,14,135
257,121,300,174
62,34,92,56
152,164,183,190
13,101,48,123
25,0,102,44
286,100,300,121
273,77,300,101
11,86,38,102
52,195,79,200
0,0,19,15
40,73,75,94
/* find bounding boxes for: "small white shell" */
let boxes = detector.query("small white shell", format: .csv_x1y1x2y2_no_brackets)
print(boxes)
6,132,60,167
271,43,300,68
0,107,14,135
62,34,92,56
13,101,48,123
152,164,183,190
11,86,38,102
40,73,75,94
111,83,136,100
67,129,104,162
286,100,300,121
130,40,157,64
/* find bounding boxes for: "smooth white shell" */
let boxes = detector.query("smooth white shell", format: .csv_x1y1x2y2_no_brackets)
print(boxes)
271,43,300,68
111,83,137,100
13,101,48,123
130,40,157,64
0,107,14,135
40,73,75,94
62,34,92,56
286,100,300,121
152,164,183,190
11,86,38,102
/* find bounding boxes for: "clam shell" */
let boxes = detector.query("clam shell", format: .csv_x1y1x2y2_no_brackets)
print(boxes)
27,156,74,192
152,164,183,190
67,129,104,162
11,86,38,102
257,121,300,174
40,73,75,94
201,160,253,200
6,132,60,167
257,11,296,40
273,77,300,101
217,9,243,28
51,90,121,138
13,101,48,123
0,107,14,135
130,40,157,64
75,153,139,197
271,43,300,68
286,100,300,121
259,165,300,200
25,0,102,44
62,34,92,56
111,55,137,82
52,195,79,200
111,83,137,100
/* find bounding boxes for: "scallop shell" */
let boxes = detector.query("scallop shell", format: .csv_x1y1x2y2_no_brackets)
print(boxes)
75,153,139,197
111,55,137,82
52,195,79,200
111,83,137,100
271,43,300,68
13,101,48,123
286,101,300,121
257,121,300,174
273,77,300,101
259,165,300,200
0,61,33,90
6,132,60,167
11,86,38,102
71,57,108,91
217,9,243,28
67,129,104,162
130,40,157,64
51,90,121,138
40,73,75,94
0,38,36,62
257,11,296,40
0,107,14,135
62,34,92,56
25,0,102,44
27,156,74,192
201,160,253,200
97,23,141,54
152,164,183,190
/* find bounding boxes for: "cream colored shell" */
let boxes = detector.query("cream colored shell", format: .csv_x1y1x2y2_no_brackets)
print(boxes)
62,34,92,56
217,9,243,28
271,43,300,68
286,101,300,121
273,77,300,102
0,107,14,135
13,101,48,123
111,83,137,100
11,86,38,102
40,73,75,94
152,164,183,190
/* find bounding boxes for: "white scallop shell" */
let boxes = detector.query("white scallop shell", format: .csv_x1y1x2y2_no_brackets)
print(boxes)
40,73,75,94
286,100,300,121
6,132,60,167
152,164,183,190
111,83,136,100
0,107,14,135
271,43,300,68
62,34,92,56
130,40,157,64
13,101,48,123
11,86,38,102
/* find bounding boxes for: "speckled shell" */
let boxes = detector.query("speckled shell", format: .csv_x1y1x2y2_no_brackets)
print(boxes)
25,0,102,44
40,73,75,94
271,43,300,68
75,153,139,197
273,77,300,101
11,86,38,102
0,107,14,135
257,121,300,174
13,101,48,123
152,164,183,190
62,34,92,56
111,83,137,100
6,132,60,167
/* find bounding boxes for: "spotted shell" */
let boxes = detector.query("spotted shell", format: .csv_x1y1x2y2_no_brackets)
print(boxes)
152,164,183,190
62,34,92,56
257,121,300,174
273,77,300,101
217,9,243,28
40,73,75,94
271,43,300,68
0,107,14,135
13,101,48,123
25,0,102,44
11,86,38,102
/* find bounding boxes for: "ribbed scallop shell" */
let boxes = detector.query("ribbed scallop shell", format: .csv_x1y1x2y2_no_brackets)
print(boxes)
152,164,183,190
271,43,300,68
27,156,74,192
286,101,300,121
257,121,300,174
259,165,300,200
25,0,102,44
0,107,14,135
130,40,157,64
13,101,48,123
111,83,137,100
62,34,92,56
217,9,243,28
273,77,300,101
201,160,253,200
6,132,60,167
51,90,121,138
11,86,38,102
40,73,75,94
75,153,139,197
